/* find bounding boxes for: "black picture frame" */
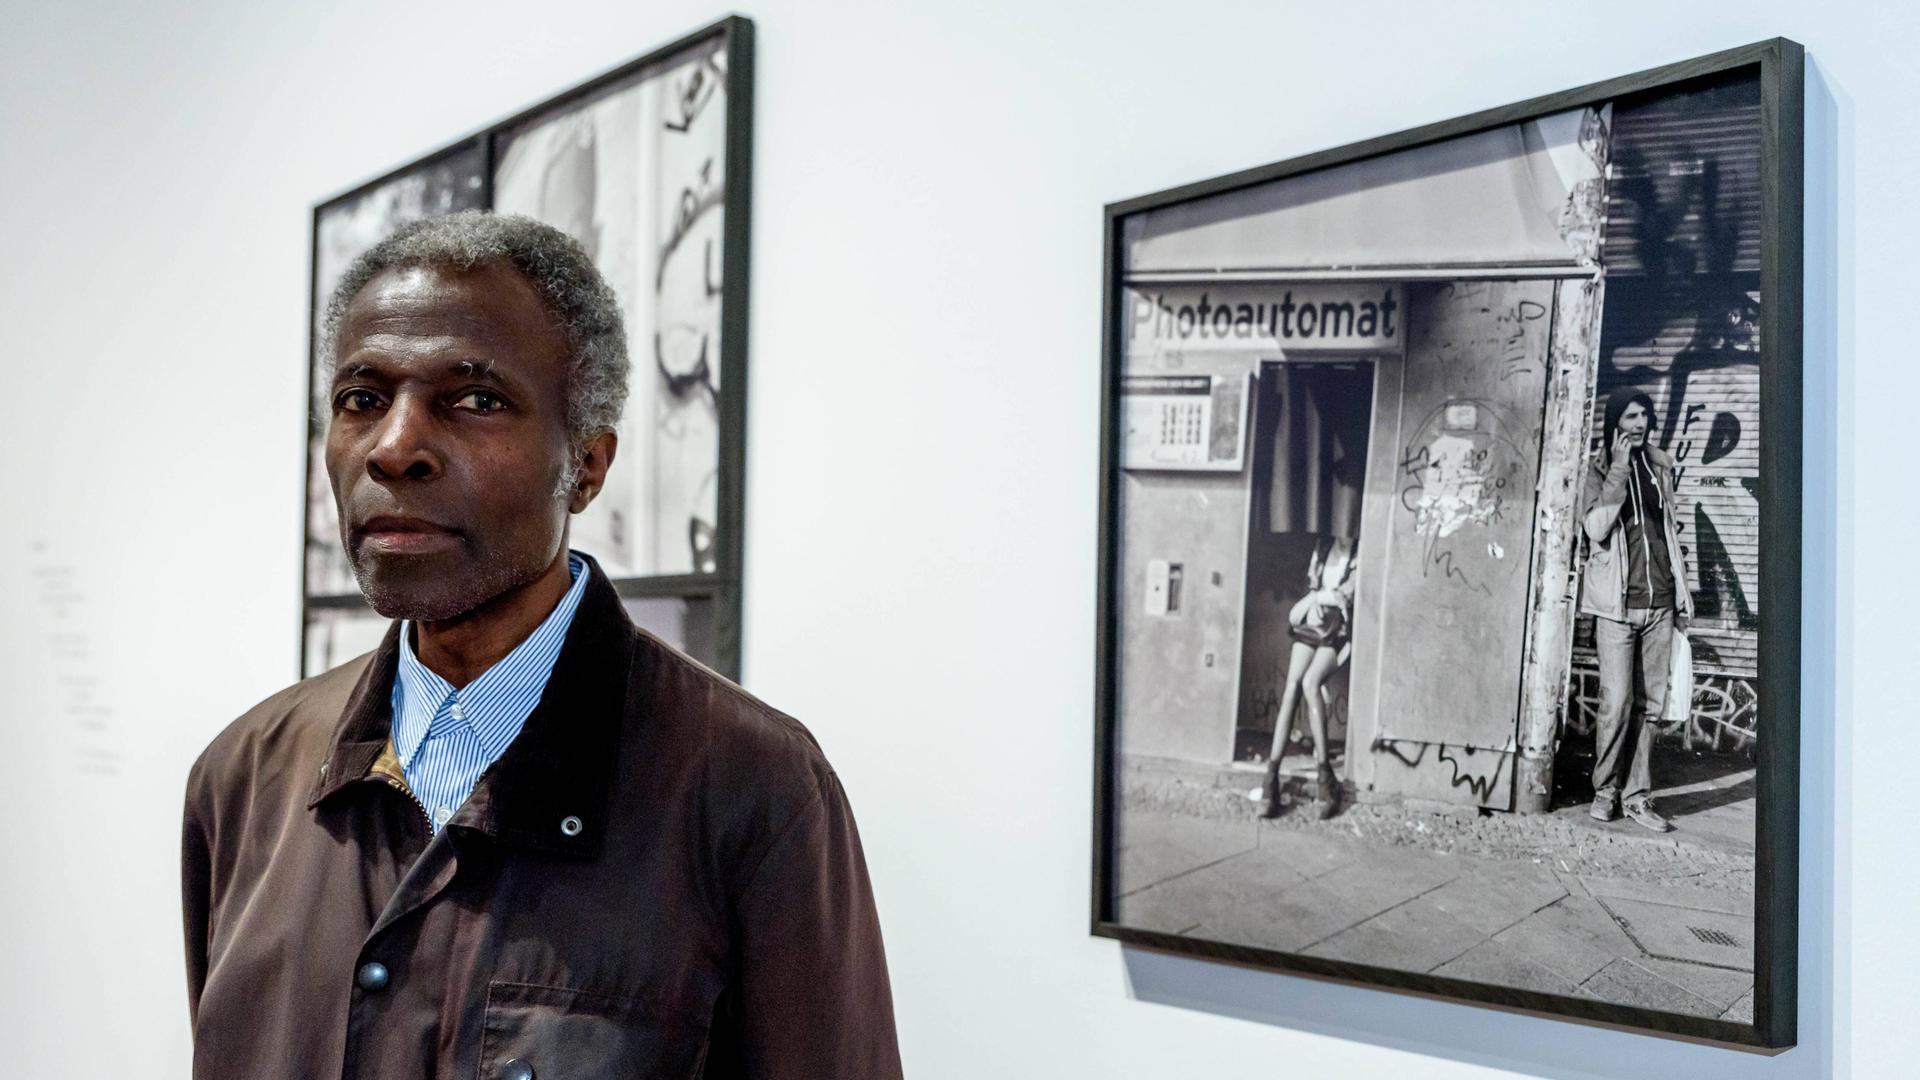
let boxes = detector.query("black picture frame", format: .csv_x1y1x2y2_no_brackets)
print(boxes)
1091,39,1802,1048
300,15,754,679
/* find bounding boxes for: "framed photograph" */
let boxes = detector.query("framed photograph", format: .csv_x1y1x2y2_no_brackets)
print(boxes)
301,16,753,677
1092,39,1802,1048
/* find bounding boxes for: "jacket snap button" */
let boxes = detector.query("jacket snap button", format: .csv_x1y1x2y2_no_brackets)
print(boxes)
355,961,390,992
560,815,583,837
500,1058,535,1080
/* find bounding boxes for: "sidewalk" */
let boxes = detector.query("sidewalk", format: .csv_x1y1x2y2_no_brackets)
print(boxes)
1112,750,1757,1022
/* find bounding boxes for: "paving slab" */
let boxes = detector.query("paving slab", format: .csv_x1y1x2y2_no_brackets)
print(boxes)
1114,812,1258,897
1254,822,1361,880
1579,873,1754,919
1433,940,1585,998
1580,958,1719,1018
1188,878,1367,954
1106,779,1756,1017
1301,894,1489,973
1592,896,1753,972
1105,864,1205,933
1119,842,1323,950
1490,891,1639,985
1633,956,1754,1010
1115,866,1221,937
1650,764,1758,857
1305,845,1465,917
1422,858,1570,937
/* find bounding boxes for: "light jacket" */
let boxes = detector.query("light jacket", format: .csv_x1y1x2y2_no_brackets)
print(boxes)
181,557,902,1079
1577,443,1694,623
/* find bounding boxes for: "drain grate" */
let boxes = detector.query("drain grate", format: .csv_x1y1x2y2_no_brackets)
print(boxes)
1688,925,1742,948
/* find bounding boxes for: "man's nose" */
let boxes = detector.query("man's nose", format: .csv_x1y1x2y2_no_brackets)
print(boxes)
364,394,443,482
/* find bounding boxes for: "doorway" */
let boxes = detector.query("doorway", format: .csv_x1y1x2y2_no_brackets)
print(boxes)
1234,360,1376,779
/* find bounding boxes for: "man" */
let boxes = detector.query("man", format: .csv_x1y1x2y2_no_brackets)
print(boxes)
181,212,902,1078
1577,388,1694,834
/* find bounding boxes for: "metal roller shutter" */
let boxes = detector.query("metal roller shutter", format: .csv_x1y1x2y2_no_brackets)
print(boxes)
1567,72,1764,754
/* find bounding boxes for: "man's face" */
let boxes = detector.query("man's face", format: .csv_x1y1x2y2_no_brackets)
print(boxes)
326,262,588,621
1619,400,1651,445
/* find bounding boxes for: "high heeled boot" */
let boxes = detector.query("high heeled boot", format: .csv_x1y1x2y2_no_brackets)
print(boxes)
1261,758,1283,819
1313,763,1339,820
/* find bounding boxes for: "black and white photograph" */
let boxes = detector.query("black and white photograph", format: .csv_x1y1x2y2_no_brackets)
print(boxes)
1095,42,1801,1046
298,18,752,678
493,35,731,580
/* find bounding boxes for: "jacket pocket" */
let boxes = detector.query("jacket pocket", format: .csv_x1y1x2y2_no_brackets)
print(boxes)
1579,541,1624,619
479,981,708,1080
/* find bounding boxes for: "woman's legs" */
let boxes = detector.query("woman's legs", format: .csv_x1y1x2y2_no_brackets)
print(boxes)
1263,641,1317,816
1266,641,1317,763
1301,645,1343,817
1299,645,1340,767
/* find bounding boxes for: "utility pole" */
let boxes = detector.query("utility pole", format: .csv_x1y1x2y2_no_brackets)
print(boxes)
1515,106,1611,813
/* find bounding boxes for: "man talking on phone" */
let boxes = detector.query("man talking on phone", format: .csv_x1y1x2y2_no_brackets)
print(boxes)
1577,388,1694,833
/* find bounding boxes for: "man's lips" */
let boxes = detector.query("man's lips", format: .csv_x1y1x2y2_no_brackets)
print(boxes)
354,516,462,555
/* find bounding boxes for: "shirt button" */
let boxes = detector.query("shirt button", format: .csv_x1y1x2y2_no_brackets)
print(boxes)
500,1059,535,1080
450,702,466,720
355,961,390,992
433,807,453,827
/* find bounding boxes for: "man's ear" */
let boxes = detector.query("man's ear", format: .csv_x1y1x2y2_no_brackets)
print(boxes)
567,430,619,514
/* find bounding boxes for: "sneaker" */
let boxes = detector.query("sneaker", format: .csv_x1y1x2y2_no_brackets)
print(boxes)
1590,794,1619,822
1623,800,1673,833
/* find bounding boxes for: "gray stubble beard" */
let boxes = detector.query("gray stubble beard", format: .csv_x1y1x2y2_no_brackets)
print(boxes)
348,534,562,624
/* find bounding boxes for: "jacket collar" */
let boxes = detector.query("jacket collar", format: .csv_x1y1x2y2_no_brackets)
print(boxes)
307,553,636,860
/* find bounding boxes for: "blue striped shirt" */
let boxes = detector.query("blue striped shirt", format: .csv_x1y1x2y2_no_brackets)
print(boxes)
391,553,589,833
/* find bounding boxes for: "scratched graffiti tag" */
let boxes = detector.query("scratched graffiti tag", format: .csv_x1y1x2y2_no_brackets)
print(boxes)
1398,397,1529,595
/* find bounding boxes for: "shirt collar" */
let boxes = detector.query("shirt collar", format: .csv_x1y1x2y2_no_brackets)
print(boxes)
310,551,638,860
391,552,590,768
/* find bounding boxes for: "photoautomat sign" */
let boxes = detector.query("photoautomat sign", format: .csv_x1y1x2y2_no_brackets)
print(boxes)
1126,283,1403,352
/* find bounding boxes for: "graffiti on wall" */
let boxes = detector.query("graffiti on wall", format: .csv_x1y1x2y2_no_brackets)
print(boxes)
1599,126,1763,671
1598,338,1760,647
1398,395,1534,597
1370,737,1511,804
1564,665,1757,755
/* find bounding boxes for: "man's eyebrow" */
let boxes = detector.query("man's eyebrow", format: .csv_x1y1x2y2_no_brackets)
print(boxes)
331,361,385,385
450,359,505,382
331,359,511,385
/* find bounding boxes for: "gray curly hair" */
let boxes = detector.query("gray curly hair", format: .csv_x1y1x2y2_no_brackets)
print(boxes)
321,210,630,458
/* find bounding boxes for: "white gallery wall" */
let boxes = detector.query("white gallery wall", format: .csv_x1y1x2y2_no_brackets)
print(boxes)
0,0,1908,1076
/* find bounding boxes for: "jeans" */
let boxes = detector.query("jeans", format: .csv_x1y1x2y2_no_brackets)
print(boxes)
1591,606,1673,806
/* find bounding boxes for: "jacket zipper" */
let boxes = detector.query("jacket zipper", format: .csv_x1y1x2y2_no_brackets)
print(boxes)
386,774,433,827
1626,455,1658,604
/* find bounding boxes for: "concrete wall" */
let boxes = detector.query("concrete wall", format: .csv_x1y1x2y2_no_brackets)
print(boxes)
0,1,1902,1077
1115,324,1255,763
1116,466,1249,763
1352,280,1557,806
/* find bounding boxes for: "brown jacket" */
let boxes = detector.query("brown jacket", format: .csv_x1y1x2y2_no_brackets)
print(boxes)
181,561,902,1078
